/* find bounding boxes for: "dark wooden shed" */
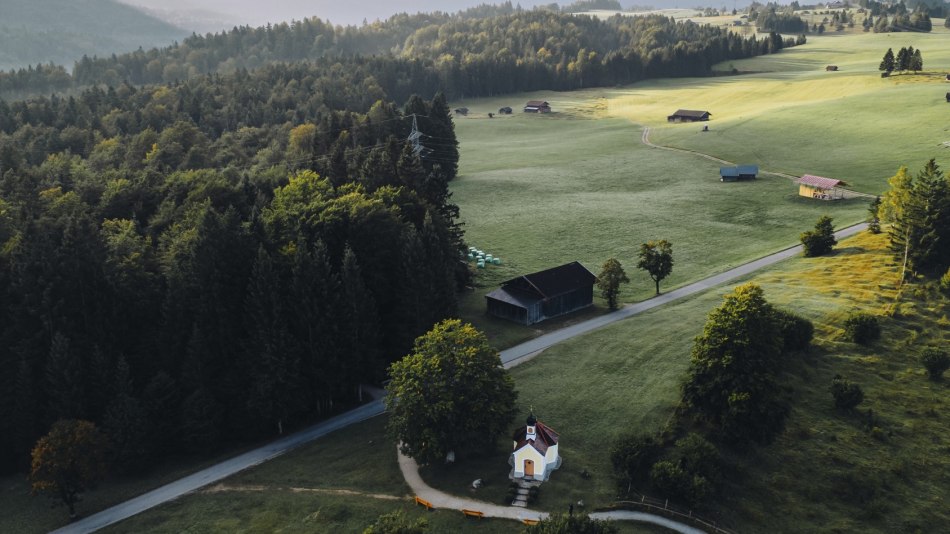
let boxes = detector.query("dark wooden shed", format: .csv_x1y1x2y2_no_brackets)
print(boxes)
825,65,839,71
719,165,758,182
486,262,596,325
667,109,711,122
524,100,552,113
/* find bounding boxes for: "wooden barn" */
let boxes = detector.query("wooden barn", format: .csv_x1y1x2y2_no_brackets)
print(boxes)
499,106,513,114
454,107,469,116
719,165,758,182
667,109,711,122
797,174,847,200
825,65,839,71
524,100,551,113
486,262,596,325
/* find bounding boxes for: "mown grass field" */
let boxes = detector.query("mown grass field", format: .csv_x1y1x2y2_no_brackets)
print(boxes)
452,26,949,347
427,230,950,533
618,26,950,192
450,96,867,345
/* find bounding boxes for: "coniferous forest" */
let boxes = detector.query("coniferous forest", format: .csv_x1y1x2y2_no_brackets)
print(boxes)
0,8,800,476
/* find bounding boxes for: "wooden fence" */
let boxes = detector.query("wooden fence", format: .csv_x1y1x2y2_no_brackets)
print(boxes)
610,496,737,534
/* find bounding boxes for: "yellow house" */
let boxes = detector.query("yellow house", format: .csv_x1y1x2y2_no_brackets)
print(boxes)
797,174,847,200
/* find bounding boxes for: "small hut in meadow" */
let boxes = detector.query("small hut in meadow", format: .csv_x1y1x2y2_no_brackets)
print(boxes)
667,109,711,122
797,174,847,200
523,100,551,113
720,165,758,182
825,65,839,71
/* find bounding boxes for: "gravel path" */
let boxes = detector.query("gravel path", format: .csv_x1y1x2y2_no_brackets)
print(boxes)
398,448,707,533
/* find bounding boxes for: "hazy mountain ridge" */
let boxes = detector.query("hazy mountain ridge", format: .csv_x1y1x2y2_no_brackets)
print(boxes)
1,0,189,71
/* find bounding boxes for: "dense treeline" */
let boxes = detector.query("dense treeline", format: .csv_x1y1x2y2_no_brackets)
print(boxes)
0,77,463,474
2,11,799,100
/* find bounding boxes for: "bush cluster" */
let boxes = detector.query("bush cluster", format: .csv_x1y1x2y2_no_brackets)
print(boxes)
831,375,864,410
844,312,881,345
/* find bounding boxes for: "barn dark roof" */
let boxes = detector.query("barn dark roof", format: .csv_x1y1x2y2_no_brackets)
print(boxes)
502,261,596,299
513,420,560,455
485,286,541,308
525,100,549,107
737,165,759,175
671,109,710,118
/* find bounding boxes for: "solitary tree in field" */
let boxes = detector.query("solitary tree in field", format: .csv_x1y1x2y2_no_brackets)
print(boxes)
800,215,837,257
30,420,109,520
386,319,517,464
597,258,629,310
637,240,673,295
879,47,895,72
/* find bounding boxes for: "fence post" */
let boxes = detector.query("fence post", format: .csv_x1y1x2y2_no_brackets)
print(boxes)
664,499,668,509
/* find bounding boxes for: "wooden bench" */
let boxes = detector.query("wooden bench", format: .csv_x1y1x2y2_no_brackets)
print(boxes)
522,518,540,526
414,496,433,510
461,509,484,518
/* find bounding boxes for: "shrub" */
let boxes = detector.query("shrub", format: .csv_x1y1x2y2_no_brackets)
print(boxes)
674,433,720,482
649,460,709,506
610,433,659,493
921,348,950,380
775,309,814,352
940,267,950,294
831,375,864,410
843,312,881,345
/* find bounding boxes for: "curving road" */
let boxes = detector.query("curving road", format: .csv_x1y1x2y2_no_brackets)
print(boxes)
54,222,867,534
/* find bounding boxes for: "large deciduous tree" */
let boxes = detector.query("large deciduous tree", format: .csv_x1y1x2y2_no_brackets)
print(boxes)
681,284,790,444
386,319,518,464
30,419,109,520
637,240,673,295
597,258,629,310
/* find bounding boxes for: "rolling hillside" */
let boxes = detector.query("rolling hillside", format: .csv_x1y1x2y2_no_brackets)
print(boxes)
0,0,188,71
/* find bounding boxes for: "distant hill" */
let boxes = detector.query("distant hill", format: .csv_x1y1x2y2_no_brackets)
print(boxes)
0,0,189,71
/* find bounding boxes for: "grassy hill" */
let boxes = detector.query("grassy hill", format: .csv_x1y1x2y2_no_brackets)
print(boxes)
0,0,188,71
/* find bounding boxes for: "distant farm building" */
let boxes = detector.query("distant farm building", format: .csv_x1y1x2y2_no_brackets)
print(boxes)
797,174,847,200
454,107,469,116
720,165,758,182
524,100,551,113
485,262,596,325
825,65,839,71
499,106,513,114
946,92,950,102
667,109,711,122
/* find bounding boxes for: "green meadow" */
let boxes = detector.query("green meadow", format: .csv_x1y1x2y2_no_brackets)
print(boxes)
25,27,950,534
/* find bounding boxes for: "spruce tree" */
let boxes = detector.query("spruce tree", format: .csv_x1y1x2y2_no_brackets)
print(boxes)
879,48,895,72
45,332,84,421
